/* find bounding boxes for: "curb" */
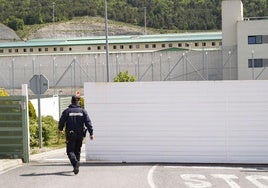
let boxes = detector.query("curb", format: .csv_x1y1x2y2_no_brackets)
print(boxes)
0,159,23,172
30,147,66,161
0,147,66,173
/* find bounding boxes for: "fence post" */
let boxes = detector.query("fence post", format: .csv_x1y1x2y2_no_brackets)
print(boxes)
21,84,30,162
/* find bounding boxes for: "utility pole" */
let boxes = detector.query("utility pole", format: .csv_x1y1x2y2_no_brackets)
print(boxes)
104,0,110,82
252,50,255,80
144,7,147,35
52,2,55,37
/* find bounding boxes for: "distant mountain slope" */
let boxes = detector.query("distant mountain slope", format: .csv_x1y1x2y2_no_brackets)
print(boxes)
27,17,155,39
0,23,20,42
1,0,267,33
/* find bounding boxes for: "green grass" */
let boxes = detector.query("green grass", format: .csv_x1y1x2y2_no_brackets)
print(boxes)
16,24,47,39
30,140,66,155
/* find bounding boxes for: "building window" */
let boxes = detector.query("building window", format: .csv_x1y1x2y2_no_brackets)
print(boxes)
15,49,19,52
136,44,140,49
88,47,91,51
248,59,263,68
129,45,133,49
97,46,101,50
212,42,216,46
169,43,173,48
162,44,166,48
113,45,117,50
185,43,189,47
23,49,27,52
202,42,206,47
178,43,182,47
45,48,48,52
248,35,262,44
53,48,57,52
69,48,72,51
152,44,156,48
8,49,12,53
195,43,199,47
38,48,42,52
0,49,4,53
30,48,34,52
60,47,64,51
120,45,124,49
145,44,149,48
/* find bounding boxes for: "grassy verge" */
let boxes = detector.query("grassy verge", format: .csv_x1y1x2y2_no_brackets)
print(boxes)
30,140,66,155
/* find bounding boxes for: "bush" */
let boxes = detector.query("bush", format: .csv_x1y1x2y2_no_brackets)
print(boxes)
42,116,58,146
5,16,24,31
80,97,85,109
29,121,39,147
29,115,64,148
0,88,9,96
113,71,136,82
28,101,37,121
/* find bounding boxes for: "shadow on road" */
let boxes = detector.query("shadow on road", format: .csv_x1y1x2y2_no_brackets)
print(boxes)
20,170,74,177
240,167,268,173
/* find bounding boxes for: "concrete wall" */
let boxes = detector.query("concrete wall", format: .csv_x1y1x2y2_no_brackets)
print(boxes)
237,20,268,80
85,81,268,163
222,0,243,47
221,0,243,80
0,50,223,90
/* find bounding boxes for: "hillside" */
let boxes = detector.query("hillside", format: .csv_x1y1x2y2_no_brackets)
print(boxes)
18,17,161,40
1,0,267,37
0,23,20,42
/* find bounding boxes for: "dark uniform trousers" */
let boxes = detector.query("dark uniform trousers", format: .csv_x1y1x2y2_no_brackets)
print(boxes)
66,131,83,167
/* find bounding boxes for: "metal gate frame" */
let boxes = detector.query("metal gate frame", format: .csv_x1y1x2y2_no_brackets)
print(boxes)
0,96,29,162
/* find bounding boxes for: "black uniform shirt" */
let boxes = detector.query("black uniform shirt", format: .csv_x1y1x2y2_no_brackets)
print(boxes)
58,104,93,136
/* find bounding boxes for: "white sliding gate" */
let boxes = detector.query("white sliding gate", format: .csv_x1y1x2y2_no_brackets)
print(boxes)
85,81,268,163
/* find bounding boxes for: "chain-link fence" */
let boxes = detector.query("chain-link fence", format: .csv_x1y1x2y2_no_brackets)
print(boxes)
0,48,239,95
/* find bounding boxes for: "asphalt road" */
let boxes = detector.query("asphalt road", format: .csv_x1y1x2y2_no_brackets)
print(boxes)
1,148,268,188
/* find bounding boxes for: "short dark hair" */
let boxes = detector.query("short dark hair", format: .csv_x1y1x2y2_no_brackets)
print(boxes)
71,95,80,104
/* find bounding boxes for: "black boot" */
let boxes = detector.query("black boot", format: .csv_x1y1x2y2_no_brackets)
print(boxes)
73,161,80,175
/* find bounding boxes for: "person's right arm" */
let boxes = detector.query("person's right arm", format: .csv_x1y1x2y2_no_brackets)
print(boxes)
58,109,67,132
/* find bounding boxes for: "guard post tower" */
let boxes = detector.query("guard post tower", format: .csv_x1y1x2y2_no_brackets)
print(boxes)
221,0,243,80
222,0,268,80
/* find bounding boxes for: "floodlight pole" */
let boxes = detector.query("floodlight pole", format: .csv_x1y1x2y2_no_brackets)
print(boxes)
104,0,110,82
252,50,255,80
144,7,147,35
52,2,55,37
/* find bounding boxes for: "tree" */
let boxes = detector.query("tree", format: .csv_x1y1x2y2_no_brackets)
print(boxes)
4,16,24,31
0,0,267,31
113,71,136,82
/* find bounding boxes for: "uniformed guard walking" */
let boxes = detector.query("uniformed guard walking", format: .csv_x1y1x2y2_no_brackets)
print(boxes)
58,95,94,175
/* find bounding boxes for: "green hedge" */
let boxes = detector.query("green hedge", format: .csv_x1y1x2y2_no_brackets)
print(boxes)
29,115,65,147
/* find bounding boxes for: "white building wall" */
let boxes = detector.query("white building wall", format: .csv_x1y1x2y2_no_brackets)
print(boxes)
31,95,60,121
222,0,243,47
237,20,268,80
85,81,268,163
221,0,243,80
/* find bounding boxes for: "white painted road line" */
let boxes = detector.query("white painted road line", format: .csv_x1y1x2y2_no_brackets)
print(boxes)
148,164,158,188
164,166,247,170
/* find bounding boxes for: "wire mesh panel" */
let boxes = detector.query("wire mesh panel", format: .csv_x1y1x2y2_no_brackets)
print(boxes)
0,48,240,94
